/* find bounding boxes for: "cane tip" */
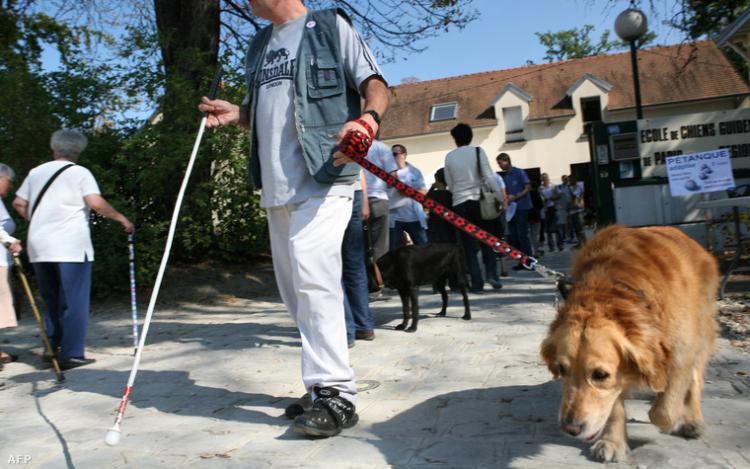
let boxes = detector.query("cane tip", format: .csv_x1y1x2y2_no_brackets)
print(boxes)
105,427,121,446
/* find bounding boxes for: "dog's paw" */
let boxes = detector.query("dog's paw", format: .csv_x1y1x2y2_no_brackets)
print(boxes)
435,312,446,318
461,314,471,321
405,326,417,333
672,420,705,439
395,324,406,331
591,439,628,463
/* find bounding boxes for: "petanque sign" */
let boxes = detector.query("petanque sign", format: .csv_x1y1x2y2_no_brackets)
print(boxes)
665,148,734,197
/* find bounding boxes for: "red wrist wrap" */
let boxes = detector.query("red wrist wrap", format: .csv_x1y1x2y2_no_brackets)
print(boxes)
339,130,372,162
353,118,374,139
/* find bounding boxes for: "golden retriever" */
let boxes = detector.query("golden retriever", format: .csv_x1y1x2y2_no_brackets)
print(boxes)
540,224,718,462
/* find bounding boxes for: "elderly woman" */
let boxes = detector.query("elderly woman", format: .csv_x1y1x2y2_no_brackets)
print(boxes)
12,130,135,370
0,163,22,369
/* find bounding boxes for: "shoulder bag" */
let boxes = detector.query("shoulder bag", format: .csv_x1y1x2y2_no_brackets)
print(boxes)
567,184,584,212
476,148,503,220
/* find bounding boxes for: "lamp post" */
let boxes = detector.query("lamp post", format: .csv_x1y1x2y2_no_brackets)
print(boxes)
615,8,648,120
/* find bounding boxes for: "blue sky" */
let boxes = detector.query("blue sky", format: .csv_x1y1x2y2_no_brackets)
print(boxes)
379,0,682,85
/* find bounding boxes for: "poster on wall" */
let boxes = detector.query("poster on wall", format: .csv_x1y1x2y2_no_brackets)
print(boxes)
665,148,734,197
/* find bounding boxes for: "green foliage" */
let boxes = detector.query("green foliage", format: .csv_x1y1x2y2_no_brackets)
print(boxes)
0,3,268,298
669,0,750,39
668,0,750,82
535,25,657,62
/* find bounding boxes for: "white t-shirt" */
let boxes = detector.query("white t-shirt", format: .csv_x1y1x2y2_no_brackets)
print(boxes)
0,199,16,267
364,140,398,200
540,183,557,208
444,146,501,206
15,160,100,262
253,13,385,208
389,164,426,223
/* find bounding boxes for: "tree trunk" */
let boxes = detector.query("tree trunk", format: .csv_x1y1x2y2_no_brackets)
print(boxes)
153,0,221,125
153,0,222,258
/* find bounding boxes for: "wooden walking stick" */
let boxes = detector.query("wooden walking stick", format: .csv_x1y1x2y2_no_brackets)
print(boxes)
13,255,65,382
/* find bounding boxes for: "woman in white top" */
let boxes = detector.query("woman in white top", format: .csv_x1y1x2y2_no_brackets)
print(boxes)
0,163,21,368
443,123,505,293
13,130,134,370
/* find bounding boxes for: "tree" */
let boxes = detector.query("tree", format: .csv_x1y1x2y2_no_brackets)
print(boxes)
0,0,128,174
536,24,657,62
0,0,143,296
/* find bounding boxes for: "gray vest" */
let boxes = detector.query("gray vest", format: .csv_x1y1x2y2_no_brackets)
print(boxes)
244,9,362,188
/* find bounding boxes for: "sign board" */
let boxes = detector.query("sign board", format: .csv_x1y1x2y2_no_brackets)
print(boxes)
610,132,640,161
638,108,750,177
665,149,735,197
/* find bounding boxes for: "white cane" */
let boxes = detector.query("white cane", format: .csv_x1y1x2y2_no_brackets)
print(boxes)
105,66,223,446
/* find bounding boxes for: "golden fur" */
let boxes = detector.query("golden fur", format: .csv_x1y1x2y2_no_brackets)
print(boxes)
540,225,718,462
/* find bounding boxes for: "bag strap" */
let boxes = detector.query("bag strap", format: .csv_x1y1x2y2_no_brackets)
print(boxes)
476,147,490,197
30,164,75,219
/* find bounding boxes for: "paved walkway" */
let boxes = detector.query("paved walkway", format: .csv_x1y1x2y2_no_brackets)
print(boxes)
1,247,749,468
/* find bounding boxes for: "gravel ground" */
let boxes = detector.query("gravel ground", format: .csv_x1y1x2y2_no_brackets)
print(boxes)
718,292,750,354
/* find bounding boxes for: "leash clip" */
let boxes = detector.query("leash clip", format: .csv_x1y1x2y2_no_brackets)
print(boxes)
534,263,566,283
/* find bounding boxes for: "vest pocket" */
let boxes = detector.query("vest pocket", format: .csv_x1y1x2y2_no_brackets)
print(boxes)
304,125,359,184
306,55,344,99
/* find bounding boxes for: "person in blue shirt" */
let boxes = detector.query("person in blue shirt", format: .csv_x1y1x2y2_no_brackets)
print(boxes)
497,153,533,269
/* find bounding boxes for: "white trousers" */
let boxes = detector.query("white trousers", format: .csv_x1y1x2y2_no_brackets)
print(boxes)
267,196,356,405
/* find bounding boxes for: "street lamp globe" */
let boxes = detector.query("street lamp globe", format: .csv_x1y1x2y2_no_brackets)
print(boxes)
615,8,648,42
615,8,648,119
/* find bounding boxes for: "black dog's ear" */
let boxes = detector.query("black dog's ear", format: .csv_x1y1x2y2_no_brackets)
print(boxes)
556,276,583,300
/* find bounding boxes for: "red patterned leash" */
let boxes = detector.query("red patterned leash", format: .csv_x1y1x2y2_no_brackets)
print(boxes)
338,121,564,283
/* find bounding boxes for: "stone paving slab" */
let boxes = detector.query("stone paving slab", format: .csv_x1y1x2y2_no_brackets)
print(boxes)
0,247,749,468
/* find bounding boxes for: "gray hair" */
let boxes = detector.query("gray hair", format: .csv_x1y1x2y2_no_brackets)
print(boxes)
0,163,15,180
51,129,88,158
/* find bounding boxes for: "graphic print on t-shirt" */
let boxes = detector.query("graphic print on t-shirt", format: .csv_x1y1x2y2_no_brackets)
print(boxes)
258,48,295,89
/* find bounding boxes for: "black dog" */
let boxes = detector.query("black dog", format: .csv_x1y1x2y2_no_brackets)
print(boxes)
376,242,470,332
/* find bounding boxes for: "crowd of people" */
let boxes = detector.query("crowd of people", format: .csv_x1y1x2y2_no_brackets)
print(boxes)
359,123,589,299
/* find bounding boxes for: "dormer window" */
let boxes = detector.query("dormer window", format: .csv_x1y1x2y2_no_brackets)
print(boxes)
581,97,602,122
503,106,525,142
430,103,457,122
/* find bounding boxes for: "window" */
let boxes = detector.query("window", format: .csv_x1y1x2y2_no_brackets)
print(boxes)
503,106,524,142
430,103,457,121
581,97,602,122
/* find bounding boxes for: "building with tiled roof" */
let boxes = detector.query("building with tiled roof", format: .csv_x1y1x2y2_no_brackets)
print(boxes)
379,39,750,185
